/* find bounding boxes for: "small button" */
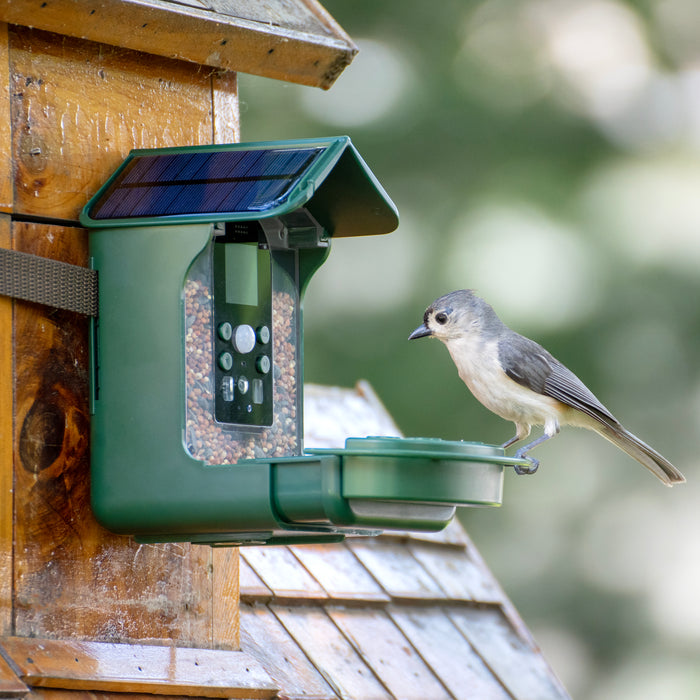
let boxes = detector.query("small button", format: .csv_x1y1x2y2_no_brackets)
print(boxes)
257,325,271,345
217,322,233,341
237,376,249,395
221,376,234,402
218,352,233,371
256,355,271,375
232,324,256,354
252,379,264,404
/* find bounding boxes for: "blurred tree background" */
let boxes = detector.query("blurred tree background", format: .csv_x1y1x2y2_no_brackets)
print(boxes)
238,1,700,697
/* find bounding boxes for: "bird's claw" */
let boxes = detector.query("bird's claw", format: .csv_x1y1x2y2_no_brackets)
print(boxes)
513,451,539,475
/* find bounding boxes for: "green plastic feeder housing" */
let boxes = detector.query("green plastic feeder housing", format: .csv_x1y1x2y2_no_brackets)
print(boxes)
81,137,509,546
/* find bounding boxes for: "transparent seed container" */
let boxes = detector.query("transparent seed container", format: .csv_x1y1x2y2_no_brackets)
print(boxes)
183,228,302,465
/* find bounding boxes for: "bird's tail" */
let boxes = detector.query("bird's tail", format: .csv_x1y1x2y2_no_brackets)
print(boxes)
594,423,686,487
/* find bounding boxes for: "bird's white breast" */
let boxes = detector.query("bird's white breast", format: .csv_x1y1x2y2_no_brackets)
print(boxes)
443,335,562,427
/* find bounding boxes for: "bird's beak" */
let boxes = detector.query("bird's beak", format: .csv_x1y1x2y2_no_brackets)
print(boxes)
408,323,432,340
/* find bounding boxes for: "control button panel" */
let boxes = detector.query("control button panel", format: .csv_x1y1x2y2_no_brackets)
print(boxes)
213,233,273,427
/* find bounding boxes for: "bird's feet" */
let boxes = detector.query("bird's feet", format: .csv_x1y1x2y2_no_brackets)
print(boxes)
513,449,539,475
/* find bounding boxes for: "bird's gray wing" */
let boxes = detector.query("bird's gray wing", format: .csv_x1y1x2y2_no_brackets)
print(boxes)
499,332,617,425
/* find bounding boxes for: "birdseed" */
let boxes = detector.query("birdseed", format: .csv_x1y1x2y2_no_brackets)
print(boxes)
184,273,300,464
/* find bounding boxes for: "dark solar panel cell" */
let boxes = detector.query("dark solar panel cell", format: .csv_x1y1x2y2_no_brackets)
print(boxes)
173,152,214,181
135,185,185,217
89,146,325,220
162,183,210,216
104,185,149,218
213,181,255,213
119,156,156,185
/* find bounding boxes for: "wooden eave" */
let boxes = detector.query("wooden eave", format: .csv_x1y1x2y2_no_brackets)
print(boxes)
0,0,358,89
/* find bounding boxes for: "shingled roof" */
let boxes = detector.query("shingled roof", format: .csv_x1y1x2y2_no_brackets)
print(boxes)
240,382,571,700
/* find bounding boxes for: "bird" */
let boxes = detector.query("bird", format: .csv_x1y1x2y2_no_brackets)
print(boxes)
408,289,686,486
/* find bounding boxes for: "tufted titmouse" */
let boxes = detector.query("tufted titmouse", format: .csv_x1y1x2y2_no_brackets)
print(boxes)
409,289,686,486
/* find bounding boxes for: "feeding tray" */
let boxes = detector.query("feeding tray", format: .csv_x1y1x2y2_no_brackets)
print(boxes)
281,437,507,530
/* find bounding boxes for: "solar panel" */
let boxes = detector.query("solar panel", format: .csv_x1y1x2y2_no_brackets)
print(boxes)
88,146,326,220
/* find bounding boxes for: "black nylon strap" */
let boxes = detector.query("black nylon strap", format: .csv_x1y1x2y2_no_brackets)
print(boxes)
0,248,98,317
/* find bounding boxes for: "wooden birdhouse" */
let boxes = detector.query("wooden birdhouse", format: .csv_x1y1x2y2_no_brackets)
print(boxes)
0,2,571,697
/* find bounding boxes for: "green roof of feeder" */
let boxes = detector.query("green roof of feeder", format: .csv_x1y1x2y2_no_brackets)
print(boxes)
80,136,399,238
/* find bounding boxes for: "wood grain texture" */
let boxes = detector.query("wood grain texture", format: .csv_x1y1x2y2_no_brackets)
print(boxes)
1,637,277,698
271,605,390,700
212,71,239,145
0,0,356,89
346,538,447,601
0,215,12,638
240,604,335,700
3,26,244,654
388,606,512,700
211,548,239,651
326,606,451,700
289,543,390,602
9,26,215,221
449,606,571,700
0,649,29,696
11,222,213,646
241,548,326,601
0,24,12,213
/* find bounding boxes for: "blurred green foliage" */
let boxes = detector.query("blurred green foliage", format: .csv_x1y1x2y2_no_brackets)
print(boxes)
238,1,700,697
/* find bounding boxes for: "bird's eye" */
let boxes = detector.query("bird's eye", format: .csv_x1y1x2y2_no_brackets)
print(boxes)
435,312,448,325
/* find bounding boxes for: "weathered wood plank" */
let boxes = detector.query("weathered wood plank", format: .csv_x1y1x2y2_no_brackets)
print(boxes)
9,26,215,221
239,557,273,603
0,650,29,697
17,691,208,700
0,24,12,213
11,222,213,646
212,70,239,145
326,606,451,700
240,603,336,700
289,543,390,603
0,0,356,89
408,541,503,603
271,605,390,700
241,548,326,601
0,215,12,637
388,606,512,700
211,548,239,651
347,538,446,601
449,606,571,700
0,637,277,698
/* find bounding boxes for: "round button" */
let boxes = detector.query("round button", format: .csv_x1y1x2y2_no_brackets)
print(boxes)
257,325,271,345
256,355,271,375
217,352,233,371
217,322,233,341
237,376,249,395
232,324,256,354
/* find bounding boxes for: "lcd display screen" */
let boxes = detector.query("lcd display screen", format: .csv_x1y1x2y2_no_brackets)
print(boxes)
225,243,258,307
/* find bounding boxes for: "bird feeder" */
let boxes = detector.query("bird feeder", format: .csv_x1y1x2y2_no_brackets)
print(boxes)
81,136,509,546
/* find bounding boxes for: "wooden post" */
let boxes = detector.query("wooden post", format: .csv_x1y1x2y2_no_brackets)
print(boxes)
0,21,266,695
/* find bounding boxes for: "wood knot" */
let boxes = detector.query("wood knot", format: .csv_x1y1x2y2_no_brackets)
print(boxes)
19,400,66,474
